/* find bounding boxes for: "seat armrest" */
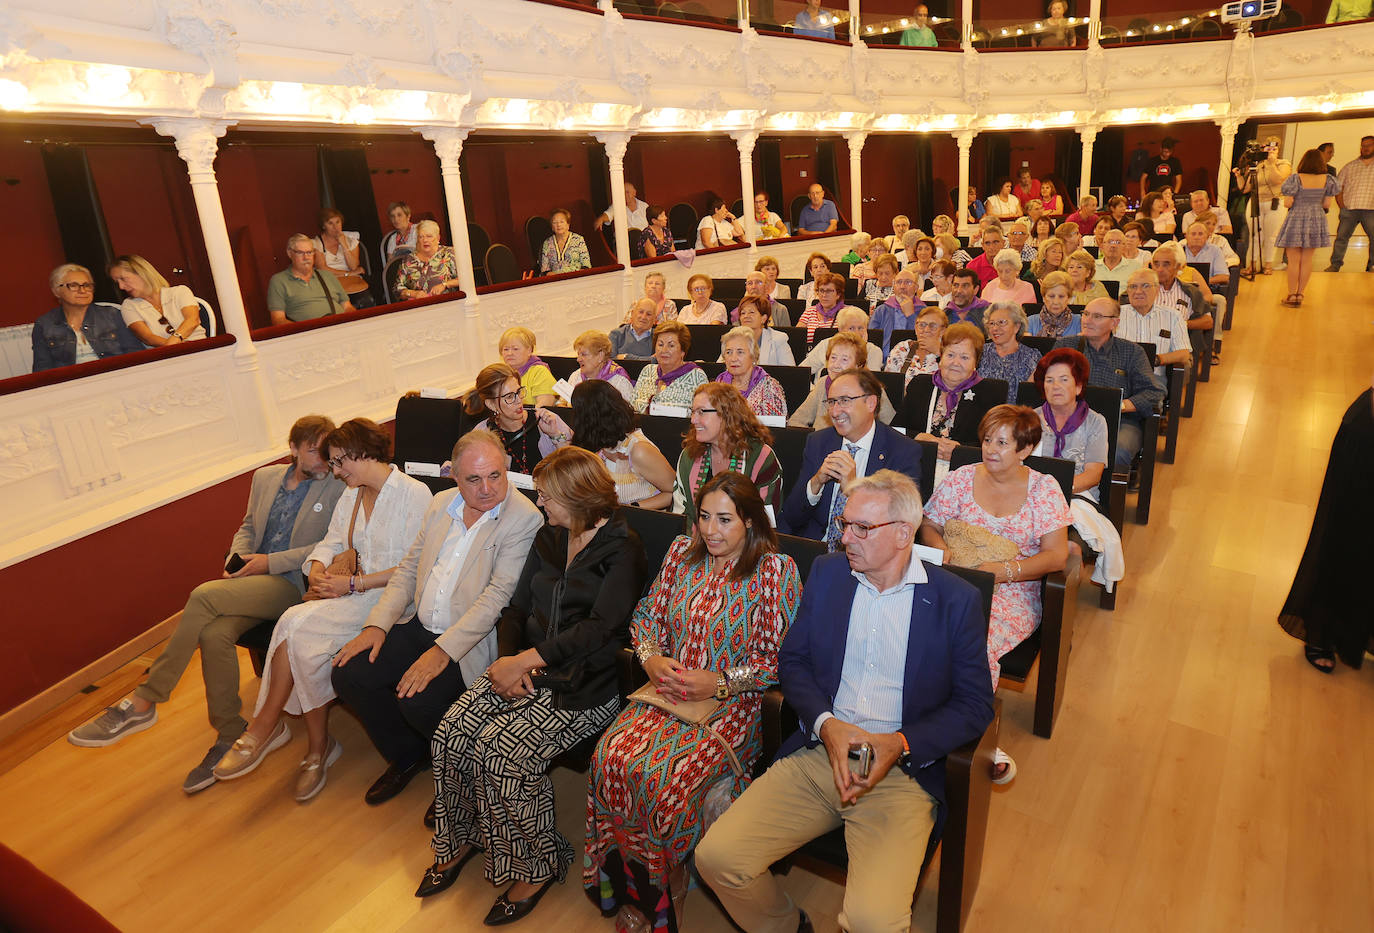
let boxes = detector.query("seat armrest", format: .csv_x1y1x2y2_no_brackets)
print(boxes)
617,647,648,699
939,697,1000,933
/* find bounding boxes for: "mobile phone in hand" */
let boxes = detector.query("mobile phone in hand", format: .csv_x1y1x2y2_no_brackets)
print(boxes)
851,742,874,779
224,553,246,574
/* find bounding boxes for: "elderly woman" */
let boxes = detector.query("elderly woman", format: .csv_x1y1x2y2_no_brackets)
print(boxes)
1029,236,1067,283
678,274,728,325
921,258,958,308
885,305,948,386
1030,215,1056,248
499,326,557,407
639,204,673,259
979,303,1042,403
851,237,888,284
1024,199,1046,231
985,179,1022,224
673,384,783,518
641,272,677,323
796,272,860,344
697,198,745,250
980,248,1037,305
863,254,900,311
212,419,431,801
755,255,790,300
931,213,956,240
717,326,788,420
736,295,796,366
1039,179,1064,219
418,446,647,925
313,208,373,308
539,208,592,275
108,254,206,347
32,263,143,372
568,330,635,402
395,220,460,300
586,471,801,933
382,200,418,262
1033,349,1107,501
465,363,555,475
1121,221,1154,264
1066,248,1109,304
790,332,897,429
800,306,882,373
1026,270,1080,337
794,252,834,307
841,231,872,266
921,405,1070,783
1055,222,1083,256
538,379,676,510
632,321,708,413
903,323,1005,472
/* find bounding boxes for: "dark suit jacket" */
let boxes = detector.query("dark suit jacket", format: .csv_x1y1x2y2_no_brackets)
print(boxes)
776,552,995,808
777,422,923,540
901,375,1007,445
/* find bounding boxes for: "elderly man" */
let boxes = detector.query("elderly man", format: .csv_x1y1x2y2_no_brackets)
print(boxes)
1197,211,1240,268
885,214,911,258
1152,241,1214,334
1180,189,1232,235
1056,298,1163,469
610,299,658,359
268,234,356,325
69,416,343,793
1095,228,1141,286
1326,134,1374,273
594,181,649,231
779,370,923,547
965,226,1004,288
1181,221,1230,287
699,469,994,933
869,268,921,361
1065,193,1100,231
331,429,543,805
1118,269,1191,370
1013,166,1042,208
731,271,792,326
798,183,840,234
945,268,989,330
1008,220,1036,263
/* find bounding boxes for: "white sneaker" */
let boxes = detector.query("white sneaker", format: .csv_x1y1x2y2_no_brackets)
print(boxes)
991,747,1017,785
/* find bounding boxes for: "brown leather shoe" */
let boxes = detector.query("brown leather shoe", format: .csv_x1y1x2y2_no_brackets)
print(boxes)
364,759,427,805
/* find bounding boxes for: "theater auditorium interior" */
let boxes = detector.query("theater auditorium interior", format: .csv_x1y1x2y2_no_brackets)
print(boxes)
0,0,1371,931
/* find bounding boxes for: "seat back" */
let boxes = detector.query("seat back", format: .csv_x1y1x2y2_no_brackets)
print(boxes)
525,215,554,265
685,324,729,363
668,203,697,249
637,414,689,465
628,228,644,260
393,395,474,494
948,445,1076,503
776,532,826,582
788,194,809,232
1100,279,1120,300
708,278,749,303
484,243,521,285
196,298,218,337
767,425,811,488
1021,335,1058,356
694,362,814,414
467,223,491,286
620,505,689,578
382,253,407,304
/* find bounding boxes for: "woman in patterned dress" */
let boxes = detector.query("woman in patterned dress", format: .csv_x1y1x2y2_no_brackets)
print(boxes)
394,220,460,300
631,322,707,413
717,326,788,420
585,471,802,933
978,302,1042,404
538,207,592,276
920,404,1070,785
672,382,783,519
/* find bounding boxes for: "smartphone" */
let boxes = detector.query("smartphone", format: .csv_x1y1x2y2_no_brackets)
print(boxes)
224,553,245,574
850,742,874,779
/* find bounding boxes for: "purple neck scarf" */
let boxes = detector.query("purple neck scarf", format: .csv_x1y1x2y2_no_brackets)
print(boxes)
656,361,699,386
717,365,767,396
1042,401,1089,458
931,369,982,412
595,359,630,383
517,355,545,376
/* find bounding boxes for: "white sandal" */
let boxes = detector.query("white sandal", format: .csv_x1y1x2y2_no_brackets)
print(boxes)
991,747,1017,785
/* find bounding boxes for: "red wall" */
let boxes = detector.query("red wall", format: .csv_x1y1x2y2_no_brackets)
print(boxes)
625,135,744,218
1117,121,1221,197
0,137,67,328
366,139,449,241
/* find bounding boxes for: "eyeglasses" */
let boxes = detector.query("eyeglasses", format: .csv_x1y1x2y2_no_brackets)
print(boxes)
288,248,315,257
327,455,347,470
914,322,942,332
690,285,711,293
833,517,903,539
985,319,1015,328
60,282,95,292
1082,311,1119,321
689,407,718,417
824,394,872,409
498,386,527,405
1126,284,1154,291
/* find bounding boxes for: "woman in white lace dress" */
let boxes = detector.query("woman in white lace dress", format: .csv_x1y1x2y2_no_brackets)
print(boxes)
212,418,432,801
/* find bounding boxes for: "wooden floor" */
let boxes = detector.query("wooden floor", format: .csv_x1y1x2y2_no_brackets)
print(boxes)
2,256,1372,933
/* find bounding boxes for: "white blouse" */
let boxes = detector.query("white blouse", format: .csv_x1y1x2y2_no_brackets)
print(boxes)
312,231,361,273
120,285,206,341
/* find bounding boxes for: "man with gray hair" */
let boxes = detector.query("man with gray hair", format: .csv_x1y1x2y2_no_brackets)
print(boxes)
1118,268,1191,369
699,468,994,933
1094,228,1141,286
267,233,355,325
1180,188,1232,235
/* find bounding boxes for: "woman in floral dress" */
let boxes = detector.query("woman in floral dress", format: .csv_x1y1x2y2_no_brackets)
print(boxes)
394,220,459,299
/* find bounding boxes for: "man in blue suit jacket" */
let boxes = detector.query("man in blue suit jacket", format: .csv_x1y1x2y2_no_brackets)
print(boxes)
778,368,924,548
699,470,993,933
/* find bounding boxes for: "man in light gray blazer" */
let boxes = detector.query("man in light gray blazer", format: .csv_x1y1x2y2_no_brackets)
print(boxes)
332,429,544,806
69,416,344,794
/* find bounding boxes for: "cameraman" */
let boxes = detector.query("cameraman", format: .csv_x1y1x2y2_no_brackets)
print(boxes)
1233,136,1293,275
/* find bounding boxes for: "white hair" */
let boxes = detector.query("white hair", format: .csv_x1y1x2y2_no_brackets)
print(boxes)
994,248,1023,272
49,263,91,291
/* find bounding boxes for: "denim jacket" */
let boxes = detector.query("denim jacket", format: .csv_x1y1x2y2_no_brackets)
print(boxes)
31,305,144,373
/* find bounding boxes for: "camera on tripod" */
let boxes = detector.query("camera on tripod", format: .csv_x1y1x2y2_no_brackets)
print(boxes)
1236,139,1269,174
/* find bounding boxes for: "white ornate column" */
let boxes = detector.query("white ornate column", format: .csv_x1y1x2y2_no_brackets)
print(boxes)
962,0,975,48
1079,123,1099,204
846,131,867,233
849,0,861,45
956,131,975,231
1216,117,1240,203
1087,0,1102,47
595,132,633,270
419,126,479,312
734,131,760,252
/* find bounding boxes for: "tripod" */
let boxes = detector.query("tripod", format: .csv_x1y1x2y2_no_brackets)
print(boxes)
1234,163,1263,282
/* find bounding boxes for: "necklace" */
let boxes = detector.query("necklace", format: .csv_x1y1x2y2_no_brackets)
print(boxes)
696,445,744,500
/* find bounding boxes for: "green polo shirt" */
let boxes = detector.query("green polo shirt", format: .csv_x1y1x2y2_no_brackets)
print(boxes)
267,268,348,322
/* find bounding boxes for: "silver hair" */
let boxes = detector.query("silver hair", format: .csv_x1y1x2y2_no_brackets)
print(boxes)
722,325,760,360
49,263,92,291
986,301,1028,336
835,306,869,329
415,219,441,238
994,248,1023,273
842,469,924,527
1151,240,1185,265
286,233,314,252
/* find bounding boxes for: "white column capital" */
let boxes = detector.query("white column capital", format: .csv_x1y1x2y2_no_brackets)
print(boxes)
845,131,868,155
1215,117,1242,138
732,130,758,158
594,132,631,164
956,130,977,150
144,118,233,178
1079,123,1100,145
420,126,472,168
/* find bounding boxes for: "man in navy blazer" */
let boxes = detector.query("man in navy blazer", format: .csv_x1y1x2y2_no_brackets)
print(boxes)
778,368,923,548
698,470,994,933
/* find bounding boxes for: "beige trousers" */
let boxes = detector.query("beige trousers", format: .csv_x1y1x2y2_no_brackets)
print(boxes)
696,744,937,933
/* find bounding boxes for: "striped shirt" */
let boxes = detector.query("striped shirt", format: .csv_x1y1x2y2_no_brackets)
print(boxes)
1115,304,1190,359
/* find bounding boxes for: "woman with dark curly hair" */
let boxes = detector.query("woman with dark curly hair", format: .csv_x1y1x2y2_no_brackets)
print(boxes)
672,383,783,520
465,363,554,475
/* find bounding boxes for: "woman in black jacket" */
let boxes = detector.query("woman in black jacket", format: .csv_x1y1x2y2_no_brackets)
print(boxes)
416,446,647,926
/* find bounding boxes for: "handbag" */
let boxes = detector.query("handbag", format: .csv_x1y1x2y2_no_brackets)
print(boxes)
941,518,1018,570
628,681,744,777
305,494,361,600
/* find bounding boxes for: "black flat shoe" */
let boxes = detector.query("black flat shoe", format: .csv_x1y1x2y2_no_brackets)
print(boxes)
364,759,428,806
483,877,557,926
413,847,481,898
797,908,815,933
1304,644,1336,674
423,798,437,829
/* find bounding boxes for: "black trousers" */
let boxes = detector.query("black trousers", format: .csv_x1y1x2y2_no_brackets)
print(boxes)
331,618,467,768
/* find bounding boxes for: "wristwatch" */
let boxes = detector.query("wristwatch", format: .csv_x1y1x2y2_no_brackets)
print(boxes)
714,673,729,701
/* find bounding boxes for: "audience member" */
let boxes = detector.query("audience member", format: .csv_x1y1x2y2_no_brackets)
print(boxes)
499,326,557,407
945,268,990,329
730,272,792,327
979,303,1042,403
965,186,986,222
588,472,801,933
793,0,837,38
735,295,796,366
697,469,994,933
552,379,675,509
885,306,947,386
538,208,592,275
718,326,788,420
1025,199,1047,233
1065,193,1099,231
931,214,956,239
211,419,431,801
1326,134,1374,272
1030,235,1067,282
1013,167,1042,207
904,323,1005,472
899,3,939,45
863,254,900,311
1039,179,1064,218
313,208,373,309
674,383,783,519
382,201,418,263
800,307,882,373
985,180,1022,224
1197,211,1240,268
268,234,355,324
1180,188,1232,235
595,182,650,231
68,416,343,793
1104,195,1130,229
108,255,206,347
1055,221,1083,256
1276,148,1340,307
1181,221,1230,288
1121,221,1153,265
33,263,143,371
903,233,937,284
1142,189,1178,239
847,234,881,279
753,193,788,240
1026,271,1080,337
1030,215,1056,247
420,446,646,925
965,227,1005,287
1151,242,1214,340
638,205,673,259
884,214,911,257
1008,221,1037,264
795,252,834,307
796,272,861,343
642,271,677,322
790,332,897,429
780,369,921,546
1036,0,1077,46
611,299,658,359
698,198,745,249
568,330,635,401
678,273,729,325
1066,248,1109,304
798,183,840,234
395,220,460,300
981,248,1037,305
921,258,957,307
1094,228,1141,286
936,232,965,266
1141,136,1183,203
1082,215,1114,248
1033,349,1108,504
756,254,791,299
921,404,1070,782
465,363,556,476
331,429,543,806
631,321,708,412
870,268,922,359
